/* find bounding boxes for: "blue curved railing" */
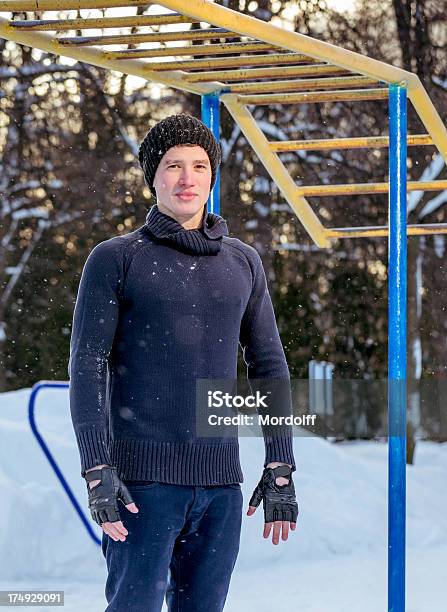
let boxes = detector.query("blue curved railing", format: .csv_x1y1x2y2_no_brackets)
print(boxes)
28,380,101,546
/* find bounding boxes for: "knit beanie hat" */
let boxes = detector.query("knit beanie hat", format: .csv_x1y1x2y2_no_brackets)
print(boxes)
138,114,222,199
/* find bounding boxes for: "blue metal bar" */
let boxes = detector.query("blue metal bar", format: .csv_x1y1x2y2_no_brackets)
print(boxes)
388,84,407,612
201,93,221,215
28,381,101,546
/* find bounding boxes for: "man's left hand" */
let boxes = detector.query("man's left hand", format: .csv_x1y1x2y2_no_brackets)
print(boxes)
246,463,298,545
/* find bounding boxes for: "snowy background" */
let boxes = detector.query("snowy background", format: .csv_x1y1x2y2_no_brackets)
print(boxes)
0,385,446,611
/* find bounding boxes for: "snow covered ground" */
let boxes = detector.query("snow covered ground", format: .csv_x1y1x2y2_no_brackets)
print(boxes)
0,385,446,611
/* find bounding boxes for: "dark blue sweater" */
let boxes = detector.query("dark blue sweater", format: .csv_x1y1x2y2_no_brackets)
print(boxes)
69,204,295,485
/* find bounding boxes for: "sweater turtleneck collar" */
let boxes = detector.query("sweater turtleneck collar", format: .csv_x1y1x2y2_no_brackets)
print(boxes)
143,204,228,256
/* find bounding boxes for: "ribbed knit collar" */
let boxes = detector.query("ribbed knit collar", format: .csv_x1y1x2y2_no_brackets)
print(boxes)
143,204,228,256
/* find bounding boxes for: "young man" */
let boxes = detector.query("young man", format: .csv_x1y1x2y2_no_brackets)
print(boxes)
69,114,298,612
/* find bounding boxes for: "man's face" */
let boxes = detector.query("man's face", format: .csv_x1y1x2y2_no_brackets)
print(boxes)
152,144,212,226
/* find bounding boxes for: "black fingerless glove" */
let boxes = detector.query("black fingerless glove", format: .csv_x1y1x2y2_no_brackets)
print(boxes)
85,466,135,526
249,465,299,523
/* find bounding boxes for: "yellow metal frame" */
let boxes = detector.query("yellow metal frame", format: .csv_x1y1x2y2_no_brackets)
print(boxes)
0,0,446,247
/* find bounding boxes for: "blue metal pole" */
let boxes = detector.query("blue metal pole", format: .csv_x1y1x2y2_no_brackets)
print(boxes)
201,93,221,215
388,84,407,612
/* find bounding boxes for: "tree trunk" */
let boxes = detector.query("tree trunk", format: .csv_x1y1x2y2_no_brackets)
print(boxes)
406,236,423,464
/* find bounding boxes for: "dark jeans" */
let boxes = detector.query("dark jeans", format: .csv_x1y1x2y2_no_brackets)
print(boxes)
101,481,243,612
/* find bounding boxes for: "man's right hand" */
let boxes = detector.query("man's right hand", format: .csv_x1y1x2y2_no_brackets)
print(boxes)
85,465,139,542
